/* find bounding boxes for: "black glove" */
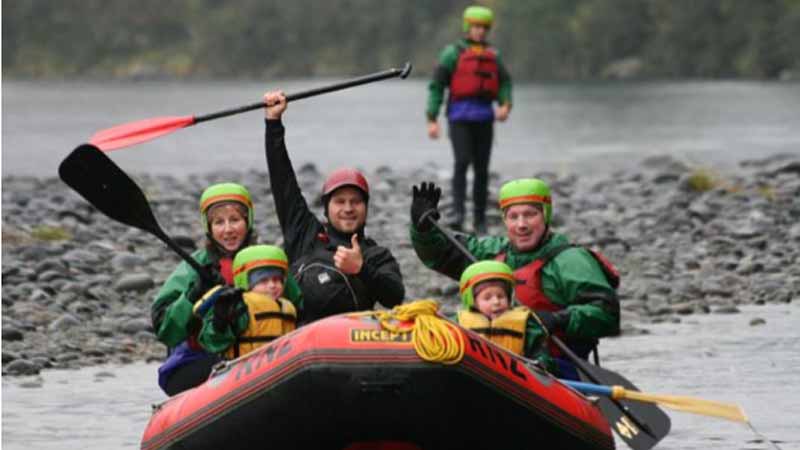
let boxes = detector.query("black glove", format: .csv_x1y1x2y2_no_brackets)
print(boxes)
212,287,245,332
411,181,442,232
186,263,226,303
534,310,571,334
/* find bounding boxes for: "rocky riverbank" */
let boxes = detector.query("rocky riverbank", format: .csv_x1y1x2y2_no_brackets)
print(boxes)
2,153,799,377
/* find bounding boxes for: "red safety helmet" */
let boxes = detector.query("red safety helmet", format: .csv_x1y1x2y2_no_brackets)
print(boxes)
321,168,370,201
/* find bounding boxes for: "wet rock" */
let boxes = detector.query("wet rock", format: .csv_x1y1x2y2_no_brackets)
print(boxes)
55,352,82,363
4,359,41,376
3,327,24,341
3,351,21,364
48,314,82,332
67,301,96,315
113,274,155,292
713,305,741,314
669,302,696,315
29,356,53,369
117,318,153,334
62,248,102,265
110,252,146,271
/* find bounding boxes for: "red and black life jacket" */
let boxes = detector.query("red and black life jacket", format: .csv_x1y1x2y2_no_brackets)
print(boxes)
449,43,500,102
496,244,620,357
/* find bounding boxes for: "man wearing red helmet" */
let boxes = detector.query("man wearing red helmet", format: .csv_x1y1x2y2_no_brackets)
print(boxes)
262,90,405,323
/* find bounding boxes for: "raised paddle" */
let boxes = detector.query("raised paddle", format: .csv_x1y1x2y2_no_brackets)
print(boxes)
58,143,211,281
90,62,413,151
422,213,670,450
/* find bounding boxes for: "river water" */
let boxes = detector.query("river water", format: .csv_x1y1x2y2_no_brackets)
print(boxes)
2,303,798,450
2,80,800,178
2,80,799,449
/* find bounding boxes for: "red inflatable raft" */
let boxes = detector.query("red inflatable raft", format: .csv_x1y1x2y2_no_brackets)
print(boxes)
141,311,614,450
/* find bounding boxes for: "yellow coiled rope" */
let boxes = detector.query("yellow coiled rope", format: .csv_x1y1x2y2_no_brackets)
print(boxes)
356,299,465,365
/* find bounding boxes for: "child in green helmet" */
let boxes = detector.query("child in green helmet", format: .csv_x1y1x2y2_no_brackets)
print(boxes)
194,245,300,360
456,260,554,371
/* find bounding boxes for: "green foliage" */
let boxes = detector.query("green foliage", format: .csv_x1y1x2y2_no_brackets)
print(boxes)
30,226,72,241
686,169,719,192
3,0,799,79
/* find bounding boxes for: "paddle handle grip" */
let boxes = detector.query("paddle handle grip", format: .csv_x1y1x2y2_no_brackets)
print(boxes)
194,63,412,124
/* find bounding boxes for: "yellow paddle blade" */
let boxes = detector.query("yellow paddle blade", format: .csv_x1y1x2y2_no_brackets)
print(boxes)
612,386,748,423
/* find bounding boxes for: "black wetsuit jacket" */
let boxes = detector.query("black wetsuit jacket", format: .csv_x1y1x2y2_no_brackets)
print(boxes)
265,119,405,323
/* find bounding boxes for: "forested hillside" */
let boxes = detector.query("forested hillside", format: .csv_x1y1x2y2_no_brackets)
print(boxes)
3,0,799,79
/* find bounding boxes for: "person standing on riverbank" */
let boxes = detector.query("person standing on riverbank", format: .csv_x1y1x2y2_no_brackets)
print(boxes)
409,178,619,379
262,90,405,323
426,5,513,234
151,183,302,395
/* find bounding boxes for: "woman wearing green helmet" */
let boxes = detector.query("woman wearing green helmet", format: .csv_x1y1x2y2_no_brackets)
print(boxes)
152,183,303,395
455,260,553,367
193,245,298,360
425,4,513,233
410,177,620,380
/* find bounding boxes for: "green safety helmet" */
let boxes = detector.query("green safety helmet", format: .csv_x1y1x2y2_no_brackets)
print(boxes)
498,178,552,224
463,5,494,32
232,245,289,290
199,183,254,232
459,260,515,309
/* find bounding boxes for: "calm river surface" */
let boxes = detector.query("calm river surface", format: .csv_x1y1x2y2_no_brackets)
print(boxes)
3,304,798,450
2,79,799,449
2,79,800,178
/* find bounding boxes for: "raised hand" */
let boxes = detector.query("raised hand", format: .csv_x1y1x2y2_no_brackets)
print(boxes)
264,91,287,120
334,234,364,275
410,181,442,232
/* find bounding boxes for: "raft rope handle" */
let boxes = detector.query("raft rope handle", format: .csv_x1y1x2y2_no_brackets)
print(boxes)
353,299,465,365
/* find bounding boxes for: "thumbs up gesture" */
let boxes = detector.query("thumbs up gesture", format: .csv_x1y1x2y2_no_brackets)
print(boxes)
334,234,364,275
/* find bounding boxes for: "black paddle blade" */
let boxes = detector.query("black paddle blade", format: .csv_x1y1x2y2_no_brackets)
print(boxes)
579,365,671,450
58,143,164,237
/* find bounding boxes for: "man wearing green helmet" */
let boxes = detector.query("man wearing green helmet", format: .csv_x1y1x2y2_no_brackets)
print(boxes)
193,245,298,360
456,260,554,370
410,178,620,379
426,5,513,234
151,183,303,395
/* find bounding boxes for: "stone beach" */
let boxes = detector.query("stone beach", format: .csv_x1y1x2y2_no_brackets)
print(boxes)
2,153,799,377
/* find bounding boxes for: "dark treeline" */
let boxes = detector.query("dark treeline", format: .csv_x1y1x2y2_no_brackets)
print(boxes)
3,0,800,80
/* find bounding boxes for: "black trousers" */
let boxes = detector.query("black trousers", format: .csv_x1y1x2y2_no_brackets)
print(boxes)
448,120,494,224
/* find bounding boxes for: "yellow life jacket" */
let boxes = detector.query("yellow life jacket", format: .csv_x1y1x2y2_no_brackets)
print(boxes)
457,306,529,355
226,291,297,359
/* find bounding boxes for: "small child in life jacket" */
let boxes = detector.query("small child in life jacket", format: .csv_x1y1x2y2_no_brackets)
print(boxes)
193,245,299,359
456,260,554,371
